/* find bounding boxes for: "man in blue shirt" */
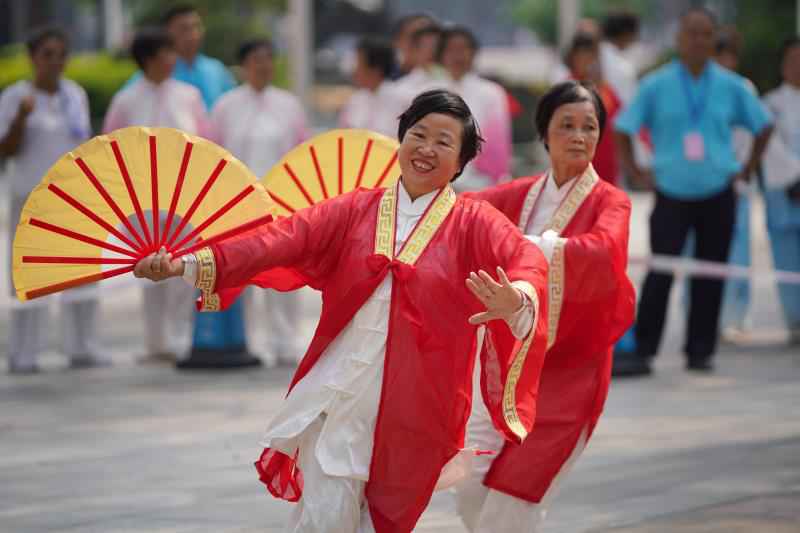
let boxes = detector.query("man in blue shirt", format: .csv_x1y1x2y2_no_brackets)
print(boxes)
612,7,772,376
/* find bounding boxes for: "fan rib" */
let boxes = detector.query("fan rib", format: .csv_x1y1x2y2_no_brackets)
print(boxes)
175,212,274,258
29,218,139,258
164,159,228,250
162,142,193,249
48,184,142,253
267,191,296,215
283,163,314,206
26,265,134,300
373,151,399,188
149,136,160,247
22,256,136,265
355,139,374,188
110,142,151,249
309,146,329,199
171,185,256,252
337,137,343,195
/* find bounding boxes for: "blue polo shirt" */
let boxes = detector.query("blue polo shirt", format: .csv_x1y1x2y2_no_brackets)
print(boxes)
615,60,771,200
125,54,236,110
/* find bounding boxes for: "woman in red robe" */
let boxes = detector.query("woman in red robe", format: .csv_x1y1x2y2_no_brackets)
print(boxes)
456,80,635,533
133,90,550,533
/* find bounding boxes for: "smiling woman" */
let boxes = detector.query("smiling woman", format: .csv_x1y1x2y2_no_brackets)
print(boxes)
132,90,551,532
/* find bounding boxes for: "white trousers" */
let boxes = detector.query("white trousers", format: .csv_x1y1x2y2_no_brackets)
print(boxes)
257,289,306,364
454,368,588,533
142,279,196,356
286,416,375,533
8,300,99,367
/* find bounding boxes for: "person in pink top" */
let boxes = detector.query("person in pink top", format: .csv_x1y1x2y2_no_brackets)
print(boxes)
103,28,209,363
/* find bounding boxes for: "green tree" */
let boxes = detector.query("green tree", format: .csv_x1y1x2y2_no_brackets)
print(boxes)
509,0,651,45
734,0,796,93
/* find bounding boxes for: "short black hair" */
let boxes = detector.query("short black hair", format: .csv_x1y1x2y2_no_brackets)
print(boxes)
131,27,174,70
779,36,800,64
161,3,199,26
398,89,484,180
535,81,607,151
602,12,640,40
26,26,69,55
410,24,443,47
680,6,718,28
237,38,273,64
391,13,434,39
715,26,741,56
565,32,599,66
437,25,480,61
356,36,396,78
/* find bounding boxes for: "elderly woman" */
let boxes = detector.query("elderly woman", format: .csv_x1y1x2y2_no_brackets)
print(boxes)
456,80,635,533
134,89,549,533
0,26,105,373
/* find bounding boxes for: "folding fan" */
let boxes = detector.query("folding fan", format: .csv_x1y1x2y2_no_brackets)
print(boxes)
12,126,275,302
261,128,401,216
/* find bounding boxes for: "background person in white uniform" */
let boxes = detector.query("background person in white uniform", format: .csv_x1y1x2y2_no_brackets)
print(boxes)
209,38,310,366
0,26,106,374
103,28,208,363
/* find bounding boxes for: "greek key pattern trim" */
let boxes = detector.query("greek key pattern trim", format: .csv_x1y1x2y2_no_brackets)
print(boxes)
374,186,397,258
547,239,566,348
195,247,220,312
501,280,539,441
544,165,599,235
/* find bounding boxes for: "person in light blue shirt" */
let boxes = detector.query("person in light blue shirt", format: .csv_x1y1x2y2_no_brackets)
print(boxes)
125,4,236,109
611,7,772,376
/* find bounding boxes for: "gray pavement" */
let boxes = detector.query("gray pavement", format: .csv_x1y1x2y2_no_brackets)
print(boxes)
1,187,798,532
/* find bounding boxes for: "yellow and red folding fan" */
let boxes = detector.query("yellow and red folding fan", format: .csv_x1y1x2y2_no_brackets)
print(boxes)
12,126,274,302
261,128,401,216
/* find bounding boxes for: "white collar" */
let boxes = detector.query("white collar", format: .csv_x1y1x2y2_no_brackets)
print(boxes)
140,77,171,91
246,84,272,97
397,180,440,216
544,171,578,199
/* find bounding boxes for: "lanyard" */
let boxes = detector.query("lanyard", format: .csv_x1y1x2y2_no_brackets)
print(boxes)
679,63,710,128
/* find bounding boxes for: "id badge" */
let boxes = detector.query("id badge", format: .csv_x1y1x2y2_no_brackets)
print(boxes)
683,131,705,161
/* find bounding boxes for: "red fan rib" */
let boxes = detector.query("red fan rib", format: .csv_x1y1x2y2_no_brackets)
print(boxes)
267,191,296,215
109,141,151,248
337,137,344,195
162,142,193,248
283,163,314,206
23,256,136,265
26,265,134,300
164,159,228,249
149,136,160,247
171,185,256,251
354,139,374,188
373,150,399,188
175,212,274,258
309,146,329,199
29,218,139,258
48,184,142,253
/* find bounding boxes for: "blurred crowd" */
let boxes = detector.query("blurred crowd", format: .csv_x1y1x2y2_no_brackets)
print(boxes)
1,4,799,376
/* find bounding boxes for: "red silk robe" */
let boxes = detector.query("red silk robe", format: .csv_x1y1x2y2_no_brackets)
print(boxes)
192,183,549,532
465,167,635,502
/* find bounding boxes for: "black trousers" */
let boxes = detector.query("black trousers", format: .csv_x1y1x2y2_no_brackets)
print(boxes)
635,186,736,361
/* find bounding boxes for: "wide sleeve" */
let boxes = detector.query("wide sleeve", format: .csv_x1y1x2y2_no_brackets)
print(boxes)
469,202,549,444
547,189,635,348
193,191,355,311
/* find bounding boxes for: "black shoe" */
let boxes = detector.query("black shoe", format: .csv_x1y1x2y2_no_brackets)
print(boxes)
612,350,652,377
686,358,714,372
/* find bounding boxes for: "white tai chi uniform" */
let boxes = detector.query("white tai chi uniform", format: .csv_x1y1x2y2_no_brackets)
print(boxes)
103,77,208,358
455,172,589,533
209,83,310,365
447,72,512,192
182,182,535,532
338,81,413,138
0,79,101,371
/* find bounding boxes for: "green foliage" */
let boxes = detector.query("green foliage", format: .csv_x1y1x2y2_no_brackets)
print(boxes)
734,0,796,93
0,50,137,122
129,0,286,66
509,0,650,45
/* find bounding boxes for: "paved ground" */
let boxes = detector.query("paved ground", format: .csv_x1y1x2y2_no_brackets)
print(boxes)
1,187,798,532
